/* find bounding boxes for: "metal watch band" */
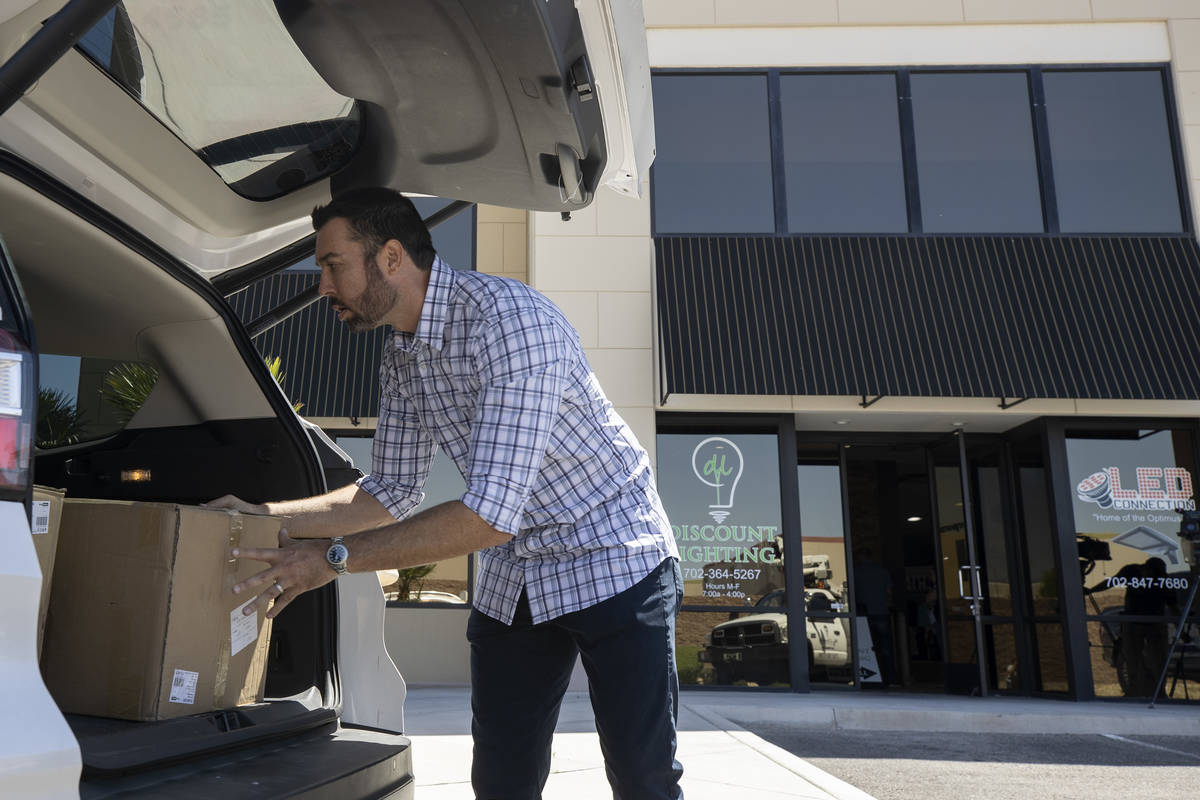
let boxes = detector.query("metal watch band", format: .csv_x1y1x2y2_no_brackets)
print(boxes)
327,535,348,575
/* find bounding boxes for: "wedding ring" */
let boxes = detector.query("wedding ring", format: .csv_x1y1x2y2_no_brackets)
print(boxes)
273,581,284,595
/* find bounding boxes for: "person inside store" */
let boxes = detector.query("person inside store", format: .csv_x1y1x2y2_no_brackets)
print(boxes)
208,187,684,800
1085,556,1177,697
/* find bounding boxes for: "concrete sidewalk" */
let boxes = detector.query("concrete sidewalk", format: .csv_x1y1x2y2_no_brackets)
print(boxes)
402,687,1200,798
404,688,877,799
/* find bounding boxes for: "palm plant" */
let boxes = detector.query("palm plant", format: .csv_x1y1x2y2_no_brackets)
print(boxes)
394,564,438,601
36,387,87,448
264,355,304,412
99,362,160,425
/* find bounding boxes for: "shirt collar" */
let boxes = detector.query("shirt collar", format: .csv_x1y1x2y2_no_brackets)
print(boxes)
393,255,454,353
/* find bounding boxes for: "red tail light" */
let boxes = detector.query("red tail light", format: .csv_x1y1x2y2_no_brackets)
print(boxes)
0,331,33,491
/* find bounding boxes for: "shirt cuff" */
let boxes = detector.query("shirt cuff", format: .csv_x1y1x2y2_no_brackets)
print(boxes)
461,475,529,537
357,473,423,521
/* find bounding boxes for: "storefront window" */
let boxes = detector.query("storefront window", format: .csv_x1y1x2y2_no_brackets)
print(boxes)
658,434,785,605
797,457,854,685
986,623,1020,693
658,432,789,687
1066,428,1199,700
1018,456,1059,618
336,438,471,604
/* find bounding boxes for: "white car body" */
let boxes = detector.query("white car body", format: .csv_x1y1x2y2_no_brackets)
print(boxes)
0,1,654,795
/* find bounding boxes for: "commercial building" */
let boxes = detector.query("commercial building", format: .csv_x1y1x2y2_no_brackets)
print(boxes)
238,1,1200,703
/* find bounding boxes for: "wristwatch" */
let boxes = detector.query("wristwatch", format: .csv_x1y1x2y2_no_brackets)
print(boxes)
326,536,349,576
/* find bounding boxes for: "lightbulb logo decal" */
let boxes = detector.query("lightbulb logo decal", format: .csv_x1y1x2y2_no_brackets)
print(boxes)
692,437,744,524
1076,467,1195,511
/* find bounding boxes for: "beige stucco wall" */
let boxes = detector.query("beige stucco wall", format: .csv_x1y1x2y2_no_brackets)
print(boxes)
476,204,529,283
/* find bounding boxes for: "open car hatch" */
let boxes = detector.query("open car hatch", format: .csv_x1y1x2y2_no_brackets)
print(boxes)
0,0,655,275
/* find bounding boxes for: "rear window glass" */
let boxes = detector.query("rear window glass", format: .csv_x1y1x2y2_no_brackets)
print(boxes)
77,1,361,200
38,355,158,448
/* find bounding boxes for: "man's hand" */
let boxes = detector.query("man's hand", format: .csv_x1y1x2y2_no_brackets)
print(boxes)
205,494,269,515
232,528,335,619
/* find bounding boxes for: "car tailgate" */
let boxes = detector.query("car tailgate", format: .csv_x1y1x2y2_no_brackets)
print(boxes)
80,722,413,799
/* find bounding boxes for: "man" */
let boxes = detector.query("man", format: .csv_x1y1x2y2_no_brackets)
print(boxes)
211,187,683,799
1086,557,1176,697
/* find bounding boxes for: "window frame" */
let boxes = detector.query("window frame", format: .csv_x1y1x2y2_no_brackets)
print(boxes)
650,63,1193,239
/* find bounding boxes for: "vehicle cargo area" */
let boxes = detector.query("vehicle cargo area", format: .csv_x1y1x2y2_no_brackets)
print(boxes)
1,163,412,795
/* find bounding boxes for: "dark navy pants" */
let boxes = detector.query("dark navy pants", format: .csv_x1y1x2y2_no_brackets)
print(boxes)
466,558,684,800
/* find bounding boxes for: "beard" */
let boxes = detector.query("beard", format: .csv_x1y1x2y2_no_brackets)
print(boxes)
339,257,398,333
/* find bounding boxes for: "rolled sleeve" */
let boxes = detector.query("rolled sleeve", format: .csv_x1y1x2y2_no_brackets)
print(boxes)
359,386,436,520
462,360,567,536
357,472,424,521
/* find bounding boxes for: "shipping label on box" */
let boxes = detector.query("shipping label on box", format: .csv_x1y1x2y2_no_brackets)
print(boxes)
31,485,65,659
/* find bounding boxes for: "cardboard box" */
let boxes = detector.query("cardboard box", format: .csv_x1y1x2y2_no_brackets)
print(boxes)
31,485,65,658
42,500,279,721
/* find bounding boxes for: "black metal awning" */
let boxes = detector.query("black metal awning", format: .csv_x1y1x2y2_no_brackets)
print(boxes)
229,273,386,420
656,236,1200,401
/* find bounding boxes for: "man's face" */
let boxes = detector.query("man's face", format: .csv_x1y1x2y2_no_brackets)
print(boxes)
315,217,399,333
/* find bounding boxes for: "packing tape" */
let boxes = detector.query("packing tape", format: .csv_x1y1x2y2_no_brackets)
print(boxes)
214,634,231,704
215,512,243,703
224,512,243,595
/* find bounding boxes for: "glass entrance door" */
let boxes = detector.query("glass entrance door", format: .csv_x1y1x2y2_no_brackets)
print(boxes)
931,432,1023,696
932,433,990,694
812,433,1027,694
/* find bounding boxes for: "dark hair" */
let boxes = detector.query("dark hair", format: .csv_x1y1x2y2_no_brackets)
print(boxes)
312,187,436,270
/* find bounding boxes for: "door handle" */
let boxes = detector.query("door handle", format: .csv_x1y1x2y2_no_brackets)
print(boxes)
958,566,979,600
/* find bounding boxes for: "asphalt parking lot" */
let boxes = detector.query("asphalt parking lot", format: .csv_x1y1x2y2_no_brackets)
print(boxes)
738,726,1200,800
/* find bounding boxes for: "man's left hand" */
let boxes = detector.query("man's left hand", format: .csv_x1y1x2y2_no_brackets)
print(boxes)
233,528,336,619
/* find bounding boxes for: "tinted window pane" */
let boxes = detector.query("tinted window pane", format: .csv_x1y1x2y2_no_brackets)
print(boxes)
1044,70,1183,233
1035,623,1070,693
411,198,476,270
77,2,360,200
781,74,907,233
651,75,775,233
36,355,158,447
1066,429,1200,701
1066,430,1196,610
911,73,1043,233
656,433,784,605
797,460,856,686
335,440,472,603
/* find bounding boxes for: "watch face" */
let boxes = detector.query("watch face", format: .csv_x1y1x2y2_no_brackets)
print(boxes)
327,543,349,564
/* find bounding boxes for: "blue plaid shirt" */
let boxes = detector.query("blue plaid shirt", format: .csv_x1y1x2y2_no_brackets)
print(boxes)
358,257,677,624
